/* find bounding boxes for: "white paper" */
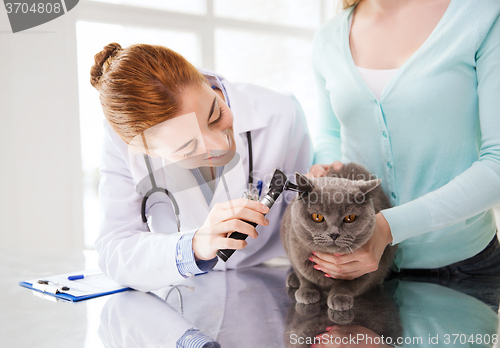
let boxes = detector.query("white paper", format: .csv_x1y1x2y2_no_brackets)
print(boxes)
26,270,127,298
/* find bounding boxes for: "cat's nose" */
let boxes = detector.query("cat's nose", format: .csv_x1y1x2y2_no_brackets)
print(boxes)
328,227,340,241
329,233,340,241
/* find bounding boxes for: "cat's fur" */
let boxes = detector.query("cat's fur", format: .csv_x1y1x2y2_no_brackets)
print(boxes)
280,163,397,316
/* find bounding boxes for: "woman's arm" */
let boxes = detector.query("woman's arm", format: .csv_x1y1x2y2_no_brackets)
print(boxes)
382,15,500,244
312,36,343,165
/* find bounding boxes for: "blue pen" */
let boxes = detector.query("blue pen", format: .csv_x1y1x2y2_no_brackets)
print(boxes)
257,180,263,197
68,272,102,281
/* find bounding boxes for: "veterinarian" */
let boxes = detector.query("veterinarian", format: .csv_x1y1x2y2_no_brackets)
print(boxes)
91,43,312,291
308,0,500,280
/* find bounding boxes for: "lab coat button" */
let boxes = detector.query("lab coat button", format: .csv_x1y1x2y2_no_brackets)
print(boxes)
382,131,388,138
387,162,393,169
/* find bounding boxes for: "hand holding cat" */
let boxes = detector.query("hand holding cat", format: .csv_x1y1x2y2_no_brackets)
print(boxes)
192,199,270,261
309,213,393,280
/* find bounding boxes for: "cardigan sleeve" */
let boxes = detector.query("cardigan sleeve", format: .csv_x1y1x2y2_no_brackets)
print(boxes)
382,14,500,244
312,40,343,165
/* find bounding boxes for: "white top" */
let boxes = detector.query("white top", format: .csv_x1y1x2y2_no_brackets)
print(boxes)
349,14,398,100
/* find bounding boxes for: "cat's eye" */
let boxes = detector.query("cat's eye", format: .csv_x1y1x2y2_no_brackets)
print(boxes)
343,214,356,223
311,213,324,223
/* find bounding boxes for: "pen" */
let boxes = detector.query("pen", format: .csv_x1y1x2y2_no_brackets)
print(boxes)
68,272,102,281
257,180,263,197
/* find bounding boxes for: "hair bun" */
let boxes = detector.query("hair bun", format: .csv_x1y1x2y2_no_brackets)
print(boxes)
90,42,122,88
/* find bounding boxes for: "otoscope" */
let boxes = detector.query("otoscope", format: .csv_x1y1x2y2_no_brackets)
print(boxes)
216,169,307,262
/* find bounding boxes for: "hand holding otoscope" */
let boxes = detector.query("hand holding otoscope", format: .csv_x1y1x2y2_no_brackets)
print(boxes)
192,169,310,262
216,169,310,262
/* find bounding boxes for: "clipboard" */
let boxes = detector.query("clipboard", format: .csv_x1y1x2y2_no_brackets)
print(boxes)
19,270,131,302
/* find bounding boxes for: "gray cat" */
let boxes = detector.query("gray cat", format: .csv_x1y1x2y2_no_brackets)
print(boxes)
280,163,397,317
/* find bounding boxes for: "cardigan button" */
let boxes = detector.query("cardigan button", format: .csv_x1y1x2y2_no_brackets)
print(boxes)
382,131,388,138
387,162,393,169
391,192,397,199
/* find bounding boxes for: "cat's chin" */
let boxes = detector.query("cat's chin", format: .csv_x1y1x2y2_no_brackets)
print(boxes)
314,244,357,255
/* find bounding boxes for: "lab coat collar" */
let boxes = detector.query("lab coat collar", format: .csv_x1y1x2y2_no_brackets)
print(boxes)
225,81,268,135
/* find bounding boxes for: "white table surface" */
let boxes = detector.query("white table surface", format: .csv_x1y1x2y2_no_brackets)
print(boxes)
2,248,500,348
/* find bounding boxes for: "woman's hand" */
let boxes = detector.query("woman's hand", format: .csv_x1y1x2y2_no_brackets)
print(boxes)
309,213,393,280
307,161,344,178
192,198,270,261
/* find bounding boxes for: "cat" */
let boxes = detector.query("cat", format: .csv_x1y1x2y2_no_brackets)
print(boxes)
280,162,397,318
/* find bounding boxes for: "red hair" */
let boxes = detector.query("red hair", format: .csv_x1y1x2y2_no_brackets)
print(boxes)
90,43,206,144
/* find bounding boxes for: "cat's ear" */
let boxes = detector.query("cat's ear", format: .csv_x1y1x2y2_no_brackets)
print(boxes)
295,172,314,198
356,179,382,195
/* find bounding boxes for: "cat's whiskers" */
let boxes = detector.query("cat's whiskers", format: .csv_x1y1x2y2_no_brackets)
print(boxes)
305,239,320,253
312,244,319,254
305,240,316,248
351,243,360,250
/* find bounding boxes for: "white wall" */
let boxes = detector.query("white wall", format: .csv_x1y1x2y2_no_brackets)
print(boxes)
0,10,84,250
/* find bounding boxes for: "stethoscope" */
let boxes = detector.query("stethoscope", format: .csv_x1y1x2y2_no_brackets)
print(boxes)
140,74,256,232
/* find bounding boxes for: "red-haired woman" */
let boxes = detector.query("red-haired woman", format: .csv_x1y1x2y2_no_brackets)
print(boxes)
90,43,312,291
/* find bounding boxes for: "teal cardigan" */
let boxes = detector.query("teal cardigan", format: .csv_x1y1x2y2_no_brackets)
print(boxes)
312,0,500,270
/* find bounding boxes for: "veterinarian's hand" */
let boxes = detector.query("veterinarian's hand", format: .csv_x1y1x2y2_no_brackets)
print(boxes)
310,213,392,280
306,161,344,178
193,199,270,261
312,325,393,348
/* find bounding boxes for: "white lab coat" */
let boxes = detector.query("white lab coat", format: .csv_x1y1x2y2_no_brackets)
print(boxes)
95,73,313,292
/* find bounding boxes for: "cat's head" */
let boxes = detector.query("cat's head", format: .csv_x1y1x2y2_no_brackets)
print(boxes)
290,172,382,254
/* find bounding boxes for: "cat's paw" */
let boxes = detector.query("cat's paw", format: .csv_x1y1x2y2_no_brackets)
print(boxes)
286,272,300,288
295,301,322,316
295,287,321,304
286,286,297,300
327,294,353,311
328,308,354,325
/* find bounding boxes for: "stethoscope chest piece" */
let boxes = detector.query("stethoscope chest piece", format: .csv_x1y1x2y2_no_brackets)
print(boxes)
242,185,260,201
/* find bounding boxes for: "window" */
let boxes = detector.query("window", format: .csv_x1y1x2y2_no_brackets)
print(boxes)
88,0,207,14
76,21,201,248
76,0,339,248
214,0,321,28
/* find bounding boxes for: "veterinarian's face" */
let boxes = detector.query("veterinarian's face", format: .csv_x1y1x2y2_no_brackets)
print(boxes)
133,82,236,169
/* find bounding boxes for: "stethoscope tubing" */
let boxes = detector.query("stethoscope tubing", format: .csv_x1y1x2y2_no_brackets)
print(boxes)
141,131,253,232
